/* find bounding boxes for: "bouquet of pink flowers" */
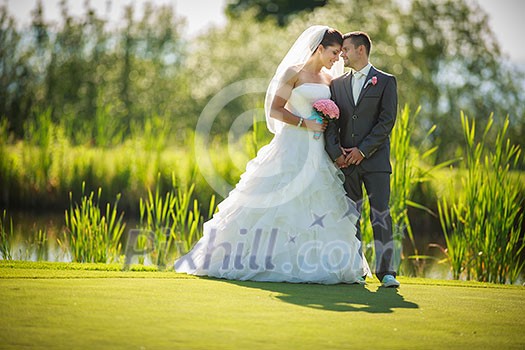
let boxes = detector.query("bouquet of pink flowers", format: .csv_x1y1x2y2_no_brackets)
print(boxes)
310,99,340,140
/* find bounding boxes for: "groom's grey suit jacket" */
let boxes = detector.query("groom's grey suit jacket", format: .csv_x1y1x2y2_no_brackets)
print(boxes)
325,66,397,173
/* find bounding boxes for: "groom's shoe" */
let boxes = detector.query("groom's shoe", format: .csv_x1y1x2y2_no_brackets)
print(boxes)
381,275,400,288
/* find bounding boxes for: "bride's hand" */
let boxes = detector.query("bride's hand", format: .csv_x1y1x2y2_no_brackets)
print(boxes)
304,118,327,132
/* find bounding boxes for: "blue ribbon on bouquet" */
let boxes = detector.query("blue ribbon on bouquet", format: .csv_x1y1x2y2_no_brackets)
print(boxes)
308,114,324,140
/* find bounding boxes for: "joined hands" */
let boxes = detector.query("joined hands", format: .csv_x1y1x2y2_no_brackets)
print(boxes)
335,147,364,168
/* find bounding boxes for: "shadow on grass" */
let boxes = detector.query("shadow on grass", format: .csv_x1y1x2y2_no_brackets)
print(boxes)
218,279,419,313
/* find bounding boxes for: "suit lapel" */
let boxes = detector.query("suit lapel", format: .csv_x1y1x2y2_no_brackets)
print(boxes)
342,72,355,106
356,66,377,105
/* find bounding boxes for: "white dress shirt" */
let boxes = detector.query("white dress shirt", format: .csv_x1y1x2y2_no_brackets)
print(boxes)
352,63,372,103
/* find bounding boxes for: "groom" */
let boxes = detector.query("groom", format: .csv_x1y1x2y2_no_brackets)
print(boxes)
325,31,399,287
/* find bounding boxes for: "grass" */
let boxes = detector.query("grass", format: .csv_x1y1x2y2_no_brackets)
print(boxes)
1,261,524,349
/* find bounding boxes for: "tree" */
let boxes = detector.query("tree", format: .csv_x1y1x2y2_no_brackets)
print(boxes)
0,5,36,135
1,1,190,144
226,0,328,26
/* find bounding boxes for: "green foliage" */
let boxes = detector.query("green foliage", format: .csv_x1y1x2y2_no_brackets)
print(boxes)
0,115,221,212
137,173,215,267
1,1,190,143
0,119,15,205
438,113,524,283
168,181,213,254
389,106,420,272
0,6,35,136
32,228,48,261
390,105,459,275
138,177,176,266
226,0,328,26
64,183,125,263
359,191,374,266
0,210,13,260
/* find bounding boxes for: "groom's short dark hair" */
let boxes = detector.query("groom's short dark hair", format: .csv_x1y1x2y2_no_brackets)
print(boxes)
343,31,372,56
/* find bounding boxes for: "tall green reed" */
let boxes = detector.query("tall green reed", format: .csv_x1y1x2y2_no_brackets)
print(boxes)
63,182,126,263
390,105,458,275
438,113,524,283
0,210,13,260
0,118,17,206
389,105,418,272
172,181,217,254
92,104,125,147
32,229,48,261
359,192,375,266
23,109,55,189
138,175,177,268
137,173,217,267
19,228,49,261
247,114,271,159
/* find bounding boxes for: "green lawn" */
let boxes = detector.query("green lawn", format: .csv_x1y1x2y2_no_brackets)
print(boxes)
1,262,524,349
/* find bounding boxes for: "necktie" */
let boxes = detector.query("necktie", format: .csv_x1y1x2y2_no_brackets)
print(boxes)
352,71,365,103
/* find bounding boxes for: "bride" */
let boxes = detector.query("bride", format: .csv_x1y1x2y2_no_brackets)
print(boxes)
175,25,369,284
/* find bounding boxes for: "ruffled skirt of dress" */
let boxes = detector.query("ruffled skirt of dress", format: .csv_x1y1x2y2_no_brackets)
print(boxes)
175,126,369,284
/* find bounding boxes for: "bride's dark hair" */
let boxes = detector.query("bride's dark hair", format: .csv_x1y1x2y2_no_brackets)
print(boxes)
316,28,343,50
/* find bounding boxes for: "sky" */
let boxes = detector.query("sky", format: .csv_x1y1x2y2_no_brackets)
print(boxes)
4,0,525,64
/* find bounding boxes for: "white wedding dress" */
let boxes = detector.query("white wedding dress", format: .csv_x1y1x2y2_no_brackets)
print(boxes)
175,83,369,284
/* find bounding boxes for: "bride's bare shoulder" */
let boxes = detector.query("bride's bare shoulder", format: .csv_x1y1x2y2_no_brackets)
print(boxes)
280,66,301,87
282,65,301,79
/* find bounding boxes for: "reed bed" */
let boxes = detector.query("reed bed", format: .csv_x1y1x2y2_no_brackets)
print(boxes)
1,110,524,283
0,210,13,260
438,113,524,283
136,173,216,268
63,183,125,263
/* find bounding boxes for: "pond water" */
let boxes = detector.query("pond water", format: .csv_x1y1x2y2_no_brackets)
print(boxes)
5,210,140,263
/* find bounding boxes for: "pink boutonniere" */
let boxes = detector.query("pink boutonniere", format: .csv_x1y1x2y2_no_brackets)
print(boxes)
364,76,378,89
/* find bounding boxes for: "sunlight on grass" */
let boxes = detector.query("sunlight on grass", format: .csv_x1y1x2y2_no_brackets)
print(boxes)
1,262,524,350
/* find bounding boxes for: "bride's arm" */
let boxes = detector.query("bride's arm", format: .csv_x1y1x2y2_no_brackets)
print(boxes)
269,76,326,132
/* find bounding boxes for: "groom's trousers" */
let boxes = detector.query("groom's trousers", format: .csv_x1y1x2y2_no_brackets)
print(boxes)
342,166,396,281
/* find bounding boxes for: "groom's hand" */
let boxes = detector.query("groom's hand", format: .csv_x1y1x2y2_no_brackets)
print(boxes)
343,147,364,166
334,155,347,168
